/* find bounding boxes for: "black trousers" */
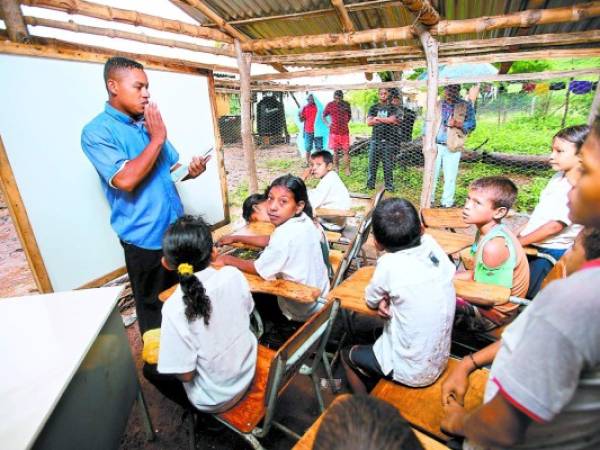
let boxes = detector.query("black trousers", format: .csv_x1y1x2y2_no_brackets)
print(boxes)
143,363,191,409
121,240,179,335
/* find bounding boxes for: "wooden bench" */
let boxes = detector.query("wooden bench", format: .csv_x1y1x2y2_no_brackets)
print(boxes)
293,394,449,450
371,358,488,441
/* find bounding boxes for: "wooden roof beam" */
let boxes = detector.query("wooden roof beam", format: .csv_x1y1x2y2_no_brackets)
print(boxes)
172,0,288,73
400,0,439,26
1,0,30,42
251,47,600,81
19,15,235,57
242,1,600,51
20,0,233,43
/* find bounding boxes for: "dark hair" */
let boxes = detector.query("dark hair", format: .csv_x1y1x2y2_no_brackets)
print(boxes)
334,90,344,98
470,176,518,210
583,227,600,260
311,150,334,165
104,56,144,87
388,87,400,99
553,124,590,154
314,395,424,450
242,193,266,222
267,174,313,219
372,198,421,252
162,215,213,325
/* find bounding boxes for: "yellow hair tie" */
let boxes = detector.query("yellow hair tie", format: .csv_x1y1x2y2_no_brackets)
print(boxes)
178,263,194,276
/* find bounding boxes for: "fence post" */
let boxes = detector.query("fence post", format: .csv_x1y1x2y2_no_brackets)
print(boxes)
589,76,600,125
234,39,259,194
417,25,439,209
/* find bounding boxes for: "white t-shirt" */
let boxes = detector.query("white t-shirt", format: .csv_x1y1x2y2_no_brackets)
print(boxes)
254,213,330,321
464,265,600,450
365,234,456,387
157,266,257,412
520,172,583,249
308,171,351,210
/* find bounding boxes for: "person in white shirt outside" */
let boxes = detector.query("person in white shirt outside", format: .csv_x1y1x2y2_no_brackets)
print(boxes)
302,150,352,231
143,215,257,413
518,125,588,299
216,175,330,324
440,118,600,450
342,198,456,394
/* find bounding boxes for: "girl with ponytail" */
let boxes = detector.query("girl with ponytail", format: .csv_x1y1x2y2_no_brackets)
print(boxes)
146,215,257,413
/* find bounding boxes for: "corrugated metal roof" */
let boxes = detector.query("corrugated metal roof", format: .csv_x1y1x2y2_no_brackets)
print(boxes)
177,0,600,64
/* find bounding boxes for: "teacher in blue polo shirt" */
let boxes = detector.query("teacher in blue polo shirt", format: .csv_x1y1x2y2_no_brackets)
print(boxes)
81,56,210,335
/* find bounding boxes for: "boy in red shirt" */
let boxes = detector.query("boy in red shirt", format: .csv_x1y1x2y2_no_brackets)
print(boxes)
323,90,352,175
299,94,320,165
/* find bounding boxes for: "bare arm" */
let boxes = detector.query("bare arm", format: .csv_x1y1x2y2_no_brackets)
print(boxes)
366,115,379,126
175,371,196,382
454,269,474,281
214,254,259,275
218,235,270,248
112,103,166,192
518,220,565,247
441,340,501,406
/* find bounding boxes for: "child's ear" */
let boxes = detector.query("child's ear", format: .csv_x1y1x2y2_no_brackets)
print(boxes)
210,247,218,262
373,237,385,252
161,256,173,271
295,200,306,215
493,206,509,220
326,162,334,170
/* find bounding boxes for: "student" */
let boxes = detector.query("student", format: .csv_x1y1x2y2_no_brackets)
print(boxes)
342,198,456,394
142,215,257,413
314,395,424,450
323,90,352,175
518,125,588,298
242,193,269,223
440,119,600,449
302,150,352,231
216,175,330,322
455,176,529,331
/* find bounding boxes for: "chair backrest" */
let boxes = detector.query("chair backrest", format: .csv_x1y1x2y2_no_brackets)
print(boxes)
263,300,340,408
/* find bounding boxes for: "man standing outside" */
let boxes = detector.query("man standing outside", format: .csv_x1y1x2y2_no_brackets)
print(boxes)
366,88,398,192
81,57,210,335
432,84,476,207
323,90,352,175
299,94,320,165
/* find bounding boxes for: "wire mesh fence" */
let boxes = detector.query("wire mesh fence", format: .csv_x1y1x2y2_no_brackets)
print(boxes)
217,75,597,213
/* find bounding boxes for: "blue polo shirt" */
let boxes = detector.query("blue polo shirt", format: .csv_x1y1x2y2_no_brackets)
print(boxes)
81,103,183,250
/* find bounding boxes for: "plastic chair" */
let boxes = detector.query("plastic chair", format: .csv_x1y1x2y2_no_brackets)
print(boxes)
213,299,340,450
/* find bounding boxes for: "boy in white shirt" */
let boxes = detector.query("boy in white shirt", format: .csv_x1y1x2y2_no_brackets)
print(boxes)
518,125,588,298
342,198,456,393
303,150,352,231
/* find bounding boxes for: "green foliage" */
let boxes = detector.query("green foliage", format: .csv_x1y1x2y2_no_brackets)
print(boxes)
287,119,299,134
407,68,426,80
346,89,379,115
262,158,297,171
229,181,250,209
508,60,551,74
348,122,371,136
229,94,241,115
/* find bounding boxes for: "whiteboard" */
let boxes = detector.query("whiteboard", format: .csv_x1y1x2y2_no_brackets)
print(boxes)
0,54,225,292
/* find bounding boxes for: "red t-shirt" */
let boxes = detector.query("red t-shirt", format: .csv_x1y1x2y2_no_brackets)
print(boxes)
323,101,351,135
300,103,317,133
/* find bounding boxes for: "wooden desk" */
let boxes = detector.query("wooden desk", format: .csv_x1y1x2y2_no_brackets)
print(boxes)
421,207,469,229
0,287,148,449
425,228,474,255
315,208,356,218
160,267,321,304
292,394,448,450
328,266,511,317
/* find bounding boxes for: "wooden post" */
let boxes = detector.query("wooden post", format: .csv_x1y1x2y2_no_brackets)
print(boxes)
561,78,572,128
589,76,600,125
0,0,29,42
417,25,439,210
234,39,259,194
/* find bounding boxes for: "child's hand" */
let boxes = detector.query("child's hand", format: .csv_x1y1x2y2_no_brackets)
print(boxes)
301,167,311,180
440,397,467,437
376,294,391,319
441,363,471,406
216,236,235,247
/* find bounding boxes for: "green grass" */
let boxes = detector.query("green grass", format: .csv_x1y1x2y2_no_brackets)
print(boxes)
261,158,297,171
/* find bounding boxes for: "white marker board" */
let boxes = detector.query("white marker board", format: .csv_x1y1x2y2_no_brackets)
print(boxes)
0,54,225,292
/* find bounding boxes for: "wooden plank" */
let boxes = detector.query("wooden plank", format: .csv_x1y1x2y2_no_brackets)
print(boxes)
293,394,449,450
207,71,231,225
21,0,232,43
76,267,127,290
1,0,29,42
0,135,53,292
159,267,321,303
425,229,474,255
371,358,488,441
421,208,468,229
315,208,356,218
328,266,510,316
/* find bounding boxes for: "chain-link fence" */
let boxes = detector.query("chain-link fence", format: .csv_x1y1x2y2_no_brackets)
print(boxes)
217,75,597,213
